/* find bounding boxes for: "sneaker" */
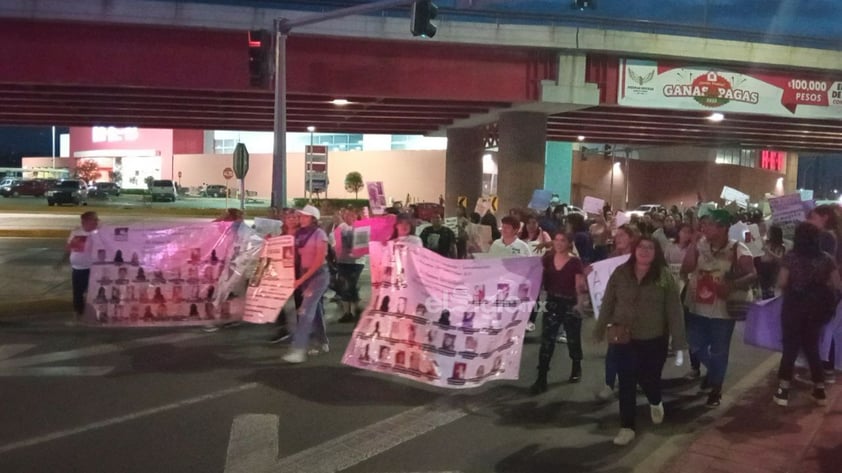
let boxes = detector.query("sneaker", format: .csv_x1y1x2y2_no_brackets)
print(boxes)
268,329,291,344
650,402,665,424
556,334,568,344
793,372,813,386
613,428,636,446
307,344,330,356
202,325,220,333
338,313,356,323
683,368,701,381
282,348,307,364
705,390,722,408
773,387,789,406
812,388,828,406
596,385,615,402
526,322,536,332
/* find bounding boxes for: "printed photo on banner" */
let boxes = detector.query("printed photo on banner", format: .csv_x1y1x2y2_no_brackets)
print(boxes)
243,235,296,324
366,181,387,215
85,222,239,326
342,241,543,389
351,214,397,257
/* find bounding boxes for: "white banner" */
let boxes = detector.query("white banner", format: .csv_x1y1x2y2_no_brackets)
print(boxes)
343,241,543,388
243,235,296,324
582,196,605,215
85,222,240,325
720,186,750,208
586,254,630,320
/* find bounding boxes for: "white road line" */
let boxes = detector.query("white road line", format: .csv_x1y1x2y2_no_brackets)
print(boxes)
0,332,206,369
0,344,35,360
0,382,259,455
224,414,280,473
0,366,114,377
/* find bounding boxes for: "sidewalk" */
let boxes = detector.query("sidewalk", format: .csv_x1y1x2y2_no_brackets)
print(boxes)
661,371,842,473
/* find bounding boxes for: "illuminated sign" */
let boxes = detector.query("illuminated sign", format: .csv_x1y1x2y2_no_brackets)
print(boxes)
760,150,785,172
92,127,140,143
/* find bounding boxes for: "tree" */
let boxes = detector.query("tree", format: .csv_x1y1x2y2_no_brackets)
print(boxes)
75,160,101,183
344,171,364,199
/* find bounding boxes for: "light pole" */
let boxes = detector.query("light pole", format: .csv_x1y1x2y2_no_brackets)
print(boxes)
306,125,315,200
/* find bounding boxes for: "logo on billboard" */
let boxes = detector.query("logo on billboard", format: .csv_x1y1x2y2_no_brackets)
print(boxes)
628,68,654,86
662,71,759,107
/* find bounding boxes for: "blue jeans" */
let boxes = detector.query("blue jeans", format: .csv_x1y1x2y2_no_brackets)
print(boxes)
292,267,330,350
685,312,736,387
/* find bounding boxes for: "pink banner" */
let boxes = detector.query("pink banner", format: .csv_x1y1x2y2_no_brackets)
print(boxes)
243,235,296,324
342,241,543,389
351,214,396,257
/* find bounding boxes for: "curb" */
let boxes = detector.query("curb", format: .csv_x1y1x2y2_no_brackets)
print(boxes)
0,229,69,238
0,299,69,318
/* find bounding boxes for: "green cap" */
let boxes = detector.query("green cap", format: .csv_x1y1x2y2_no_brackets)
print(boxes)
709,209,732,227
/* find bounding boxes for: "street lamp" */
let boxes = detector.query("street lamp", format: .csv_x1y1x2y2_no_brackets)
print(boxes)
306,126,315,199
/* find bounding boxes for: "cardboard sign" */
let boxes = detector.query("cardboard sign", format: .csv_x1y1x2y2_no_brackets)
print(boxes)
582,196,606,215
528,189,553,210
720,186,750,208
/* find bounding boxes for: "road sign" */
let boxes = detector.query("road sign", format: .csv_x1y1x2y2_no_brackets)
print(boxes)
490,195,499,212
305,145,329,194
233,143,250,179
223,167,235,180
457,195,467,208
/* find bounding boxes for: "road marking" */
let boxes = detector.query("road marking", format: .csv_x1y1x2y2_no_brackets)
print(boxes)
0,382,259,455
0,344,35,360
0,332,206,369
225,392,509,473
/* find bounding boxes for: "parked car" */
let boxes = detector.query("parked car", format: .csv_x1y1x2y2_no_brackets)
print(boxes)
46,179,88,206
150,179,177,202
202,184,228,198
89,182,121,197
627,204,666,218
0,179,48,197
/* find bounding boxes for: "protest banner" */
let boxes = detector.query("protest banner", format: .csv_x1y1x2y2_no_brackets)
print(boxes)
243,235,296,323
351,214,397,257
85,222,240,326
767,193,803,213
586,254,630,320
366,181,387,215
253,217,283,238
343,242,543,389
528,189,553,211
582,196,606,215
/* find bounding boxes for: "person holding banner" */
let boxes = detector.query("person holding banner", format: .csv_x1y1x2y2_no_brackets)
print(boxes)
283,205,331,363
772,222,841,407
269,208,303,343
390,213,423,247
530,231,586,394
682,209,756,408
594,236,686,446
336,208,365,323
489,216,530,257
58,211,100,321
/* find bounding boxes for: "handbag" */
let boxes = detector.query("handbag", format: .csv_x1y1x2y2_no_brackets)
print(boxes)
606,323,631,344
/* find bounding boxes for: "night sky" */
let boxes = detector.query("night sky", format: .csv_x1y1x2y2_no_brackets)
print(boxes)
0,127,66,167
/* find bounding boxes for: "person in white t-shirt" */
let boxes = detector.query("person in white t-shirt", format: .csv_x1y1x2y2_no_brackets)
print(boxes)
59,211,99,319
488,215,531,257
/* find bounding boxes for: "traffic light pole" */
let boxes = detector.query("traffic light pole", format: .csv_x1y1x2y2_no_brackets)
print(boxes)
270,0,414,209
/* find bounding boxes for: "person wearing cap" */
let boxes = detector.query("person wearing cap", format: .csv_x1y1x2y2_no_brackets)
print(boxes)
681,209,756,407
283,204,331,363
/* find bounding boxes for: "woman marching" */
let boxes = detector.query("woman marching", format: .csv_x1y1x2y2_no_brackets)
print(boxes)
530,231,587,394
594,235,686,446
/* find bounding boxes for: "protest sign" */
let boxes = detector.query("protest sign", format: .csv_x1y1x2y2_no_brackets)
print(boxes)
243,235,296,323
799,189,814,201
366,181,387,215
474,196,491,216
528,189,553,211
582,196,605,215
586,254,630,320
343,242,543,388
466,223,492,254
768,193,803,213
253,217,283,238
613,211,630,228
444,217,458,233
743,297,784,352
352,214,397,257
720,186,750,208
85,222,239,326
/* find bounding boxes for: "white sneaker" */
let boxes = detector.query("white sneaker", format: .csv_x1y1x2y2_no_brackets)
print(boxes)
557,334,568,343
650,402,665,425
613,428,636,446
307,344,330,356
282,348,307,364
596,385,615,402
526,322,536,332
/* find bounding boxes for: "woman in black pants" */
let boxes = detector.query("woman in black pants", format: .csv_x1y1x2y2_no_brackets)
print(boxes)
593,235,686,446
773,222,841,406
530,231,586,394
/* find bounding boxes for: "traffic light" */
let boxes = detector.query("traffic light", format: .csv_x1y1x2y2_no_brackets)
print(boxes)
410,0,438,38
248,29,272,88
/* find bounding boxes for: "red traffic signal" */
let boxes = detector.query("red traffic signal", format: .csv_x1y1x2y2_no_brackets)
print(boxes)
248,29,272,88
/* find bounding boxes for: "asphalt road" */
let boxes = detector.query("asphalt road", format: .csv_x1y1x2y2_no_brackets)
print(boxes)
0,236,776,473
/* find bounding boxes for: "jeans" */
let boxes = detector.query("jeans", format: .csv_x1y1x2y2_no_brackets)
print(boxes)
684,311,701,371
71,268,90,315
605,344,619,388
686,313,736,388
292,267,330,350
537,297,582,372
276,289,303,328
616,337,669,430
778,302,825,384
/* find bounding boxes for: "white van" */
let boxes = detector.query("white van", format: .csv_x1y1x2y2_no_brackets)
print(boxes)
150,179,177,202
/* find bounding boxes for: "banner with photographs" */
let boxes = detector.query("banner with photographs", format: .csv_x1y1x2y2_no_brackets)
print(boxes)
84,222,241,326
342,241,543,389
243,235,296,324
